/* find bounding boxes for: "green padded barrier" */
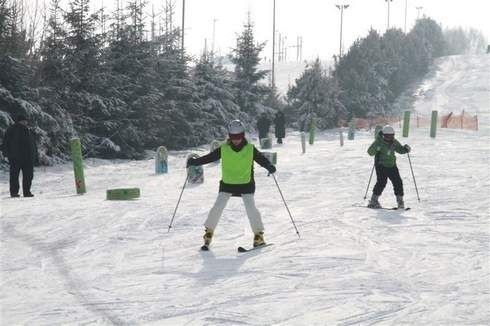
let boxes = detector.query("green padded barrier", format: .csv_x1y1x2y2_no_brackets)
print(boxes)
106,188,141,200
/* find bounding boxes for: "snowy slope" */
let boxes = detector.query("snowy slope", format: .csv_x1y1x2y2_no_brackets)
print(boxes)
1,55,489,325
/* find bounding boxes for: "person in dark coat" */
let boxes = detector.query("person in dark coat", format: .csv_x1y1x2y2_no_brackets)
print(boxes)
1,114,38,197
274,110,286,144
256,113,271,140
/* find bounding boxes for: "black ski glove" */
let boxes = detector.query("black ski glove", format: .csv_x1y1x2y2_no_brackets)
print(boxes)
267,164,276,175
186,157,197,168
403,144,411,153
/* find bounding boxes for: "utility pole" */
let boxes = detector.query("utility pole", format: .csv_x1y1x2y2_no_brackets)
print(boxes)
416,6,423,20
335,4,349,58
181,0,185,58
278,31,282,62
271,0,276,89
404,0,408,33
385,0,394,30
289,36,302,62
283,35,287,62
212,18,218,54
299,36,303,61
297,36,300,61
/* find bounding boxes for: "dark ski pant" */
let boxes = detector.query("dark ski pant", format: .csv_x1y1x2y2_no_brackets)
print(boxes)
9,159,33,196
277,138,283,144
373,164,403,197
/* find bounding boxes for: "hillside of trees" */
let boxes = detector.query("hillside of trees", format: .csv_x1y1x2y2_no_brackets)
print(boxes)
0,0,486,165
286,19,487,129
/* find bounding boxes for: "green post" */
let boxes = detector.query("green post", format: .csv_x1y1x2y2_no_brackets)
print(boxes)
70,138,86,194
347,120,355,140
308,119,316,145
430,110,438,138
402,111,410,137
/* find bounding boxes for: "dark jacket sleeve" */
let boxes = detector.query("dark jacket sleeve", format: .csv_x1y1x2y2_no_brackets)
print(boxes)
394,140,408,154
253,147,273,169
192,148,221,165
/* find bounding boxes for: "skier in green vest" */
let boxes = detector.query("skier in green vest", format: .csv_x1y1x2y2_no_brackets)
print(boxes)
187,120,276,250
367,125,411,209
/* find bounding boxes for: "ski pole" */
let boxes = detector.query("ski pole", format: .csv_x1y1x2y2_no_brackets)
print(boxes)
364,164,375,200
407,152,420,202
168,174,189,232
271,173,301,239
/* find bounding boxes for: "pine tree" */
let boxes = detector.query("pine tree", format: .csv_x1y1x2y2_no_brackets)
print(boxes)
37,0,67,87
230,15,269,115
334,29,390,118
288,59,346,129
64,0,102,91
0,0,29,58
193,52,242,137
0,0,9,54
382,28,410,101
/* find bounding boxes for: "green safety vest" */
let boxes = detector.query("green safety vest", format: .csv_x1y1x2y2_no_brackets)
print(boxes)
221,143,254,184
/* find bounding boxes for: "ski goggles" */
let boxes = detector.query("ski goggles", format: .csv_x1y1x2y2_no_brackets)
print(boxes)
383,134,394,141
229,132,245,140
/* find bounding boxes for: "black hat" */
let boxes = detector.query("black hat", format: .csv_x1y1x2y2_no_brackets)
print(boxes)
15,114,27,122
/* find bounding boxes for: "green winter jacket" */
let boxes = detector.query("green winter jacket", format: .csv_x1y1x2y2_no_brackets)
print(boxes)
367,133,408,168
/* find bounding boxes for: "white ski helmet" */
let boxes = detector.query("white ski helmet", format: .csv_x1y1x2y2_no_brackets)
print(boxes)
382,125,395,135
228,120,245,135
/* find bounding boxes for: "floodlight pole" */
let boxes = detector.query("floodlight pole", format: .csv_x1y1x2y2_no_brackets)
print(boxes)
335,4,349,57
385,0,394,30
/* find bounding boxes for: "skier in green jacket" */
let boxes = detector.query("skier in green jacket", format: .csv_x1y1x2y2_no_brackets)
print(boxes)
187,120,276,250
367,125,411,209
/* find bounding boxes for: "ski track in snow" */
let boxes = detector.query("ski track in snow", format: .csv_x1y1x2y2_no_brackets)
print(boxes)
1,55,489,325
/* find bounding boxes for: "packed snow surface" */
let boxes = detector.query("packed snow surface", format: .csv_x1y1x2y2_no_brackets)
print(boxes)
1,55,489,325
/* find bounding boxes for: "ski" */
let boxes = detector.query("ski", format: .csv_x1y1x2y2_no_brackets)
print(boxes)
353,204,410,211
372,206,411,211
370,206,411,211
237,243,273,253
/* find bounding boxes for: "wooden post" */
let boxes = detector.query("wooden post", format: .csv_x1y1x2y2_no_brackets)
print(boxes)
70,138,86,194
300,132,306,154
430,110,438,138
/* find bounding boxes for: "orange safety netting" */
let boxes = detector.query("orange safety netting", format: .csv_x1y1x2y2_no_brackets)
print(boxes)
410,111,478,131
440,111,479,130
347,111,478,131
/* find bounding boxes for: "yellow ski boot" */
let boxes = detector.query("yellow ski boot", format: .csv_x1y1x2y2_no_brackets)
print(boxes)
253,231,265,248
201,227,213,251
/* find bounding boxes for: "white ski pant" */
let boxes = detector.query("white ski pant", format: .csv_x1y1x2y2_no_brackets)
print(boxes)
204,192,264,234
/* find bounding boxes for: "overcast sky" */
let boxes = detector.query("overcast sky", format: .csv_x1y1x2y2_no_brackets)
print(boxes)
88,0,490,61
